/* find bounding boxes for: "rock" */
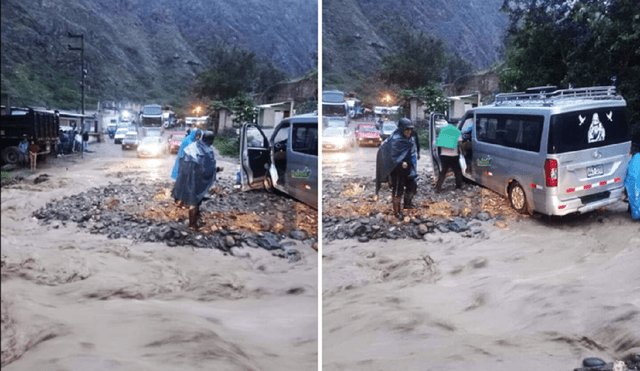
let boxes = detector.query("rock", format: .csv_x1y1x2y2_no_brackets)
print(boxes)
225,235,235,247
448,217,468,232
583,358,607,368
285,249,302,262
476,212,491,221
437,224,450,233
290,230,307,240
257,232,282,250
231,247,250,258
358,236,369,243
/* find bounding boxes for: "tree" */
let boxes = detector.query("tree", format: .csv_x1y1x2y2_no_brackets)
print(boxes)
399,84,449,117
225,93,258,125
380,31,448,89
193,42,259,101
500,0,640,130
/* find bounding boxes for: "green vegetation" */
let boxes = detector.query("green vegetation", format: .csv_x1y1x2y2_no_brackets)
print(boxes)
213,130,240,158
399,85,449,118
193,40,288,101
500,0,640,132
417,129,430,151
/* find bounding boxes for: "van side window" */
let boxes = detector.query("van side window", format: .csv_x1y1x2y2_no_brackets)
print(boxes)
477,115,544,152
292,124,318,156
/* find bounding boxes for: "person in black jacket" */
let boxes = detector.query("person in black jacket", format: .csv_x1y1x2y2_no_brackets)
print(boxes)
376,118,418,220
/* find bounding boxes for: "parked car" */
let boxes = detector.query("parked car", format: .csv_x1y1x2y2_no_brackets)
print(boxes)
121,132,139,150
167,132,186,154
113,128,129,144
137,136,167,158
324,117,347,128
380,121,398,140
354,123,382,147
239,113,318,209
322,127,355,151
430,86,631,216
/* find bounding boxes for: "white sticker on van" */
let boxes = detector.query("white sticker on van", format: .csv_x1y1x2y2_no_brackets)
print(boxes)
587,113,606,143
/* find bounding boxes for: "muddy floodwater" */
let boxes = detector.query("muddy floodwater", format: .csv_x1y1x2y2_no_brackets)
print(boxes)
322,122,640,370
1,140,318,370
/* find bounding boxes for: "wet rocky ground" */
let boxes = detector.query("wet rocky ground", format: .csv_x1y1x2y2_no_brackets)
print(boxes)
323,173,523,242
29,176,317,258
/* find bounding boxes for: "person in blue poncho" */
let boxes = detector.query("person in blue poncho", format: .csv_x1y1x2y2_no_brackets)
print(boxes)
375,118,418,220
172,131,223,228
171,129,199,180
625,152,640,220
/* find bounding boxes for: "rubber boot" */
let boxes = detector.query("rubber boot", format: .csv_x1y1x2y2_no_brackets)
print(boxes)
403,193,415,209
188,207,198,229
393,197,403,220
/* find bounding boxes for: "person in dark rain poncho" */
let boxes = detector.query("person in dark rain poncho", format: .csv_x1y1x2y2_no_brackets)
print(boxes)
375,118,418,220
172,131,223,228
171,129,199,180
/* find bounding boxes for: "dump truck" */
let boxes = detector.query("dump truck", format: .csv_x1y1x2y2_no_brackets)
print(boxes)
1,108,60,165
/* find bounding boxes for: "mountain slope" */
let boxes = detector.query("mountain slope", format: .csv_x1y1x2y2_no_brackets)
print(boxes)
1,0,318,107
323,0,507,87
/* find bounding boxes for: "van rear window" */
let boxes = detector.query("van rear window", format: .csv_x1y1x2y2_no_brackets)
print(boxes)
548,107,629,154
476,114,544,152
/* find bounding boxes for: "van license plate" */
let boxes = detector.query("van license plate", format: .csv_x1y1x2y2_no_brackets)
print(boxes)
587,165,603,178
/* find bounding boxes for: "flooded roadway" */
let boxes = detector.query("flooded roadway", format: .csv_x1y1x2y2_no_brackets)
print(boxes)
321,119,640,371
1,129,318,371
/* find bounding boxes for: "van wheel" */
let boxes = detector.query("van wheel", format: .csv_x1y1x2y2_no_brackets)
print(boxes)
509,182,528,214
264,174,274,193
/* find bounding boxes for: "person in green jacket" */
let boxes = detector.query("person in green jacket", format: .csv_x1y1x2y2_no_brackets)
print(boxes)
435,121,463,193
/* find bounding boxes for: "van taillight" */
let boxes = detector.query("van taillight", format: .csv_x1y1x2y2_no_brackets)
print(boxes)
545,159,558,187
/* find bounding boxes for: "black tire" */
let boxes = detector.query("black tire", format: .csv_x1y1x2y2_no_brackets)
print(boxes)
2,147,21,165
508,182,529,214
263,173,274,193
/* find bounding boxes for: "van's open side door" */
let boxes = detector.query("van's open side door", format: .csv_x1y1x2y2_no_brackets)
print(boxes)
429,112,446,177
240,123,270,191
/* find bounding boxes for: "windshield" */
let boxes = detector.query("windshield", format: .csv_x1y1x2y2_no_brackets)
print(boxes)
116,129,128,134
323,103,347,116
170,135,185,141
359,126,377,132
141,137,159,144
142,105,162,115
323,128,344,137
382,123,397,132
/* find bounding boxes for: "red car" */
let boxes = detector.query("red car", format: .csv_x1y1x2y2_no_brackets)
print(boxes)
354,123,382,147
167,132,186,154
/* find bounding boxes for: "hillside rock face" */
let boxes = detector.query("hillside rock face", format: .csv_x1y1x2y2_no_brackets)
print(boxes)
323,0,508,85
1,0,317,105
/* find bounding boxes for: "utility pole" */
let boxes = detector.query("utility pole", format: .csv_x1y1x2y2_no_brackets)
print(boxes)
68,32,85,132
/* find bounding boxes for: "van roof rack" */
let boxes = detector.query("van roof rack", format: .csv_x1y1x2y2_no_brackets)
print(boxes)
493,86,623,106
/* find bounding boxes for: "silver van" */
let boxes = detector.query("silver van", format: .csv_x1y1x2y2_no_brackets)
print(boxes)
430,86,632,216
240,113,318,209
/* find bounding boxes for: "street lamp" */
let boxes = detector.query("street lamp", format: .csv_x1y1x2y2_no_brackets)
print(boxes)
68,32,85,131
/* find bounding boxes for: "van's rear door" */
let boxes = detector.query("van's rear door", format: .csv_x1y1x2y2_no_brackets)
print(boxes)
549,107,630,201
240,123,270,191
